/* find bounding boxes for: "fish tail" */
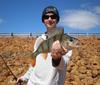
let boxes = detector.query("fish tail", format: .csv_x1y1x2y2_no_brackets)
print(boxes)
31,57,36,67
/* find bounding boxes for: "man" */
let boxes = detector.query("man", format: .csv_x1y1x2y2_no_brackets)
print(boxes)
17,6,72,85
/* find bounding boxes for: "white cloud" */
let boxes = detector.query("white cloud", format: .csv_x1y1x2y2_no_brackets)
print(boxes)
93,6,100,14
60,10,100,30
0,18,4,24
80,2,92,9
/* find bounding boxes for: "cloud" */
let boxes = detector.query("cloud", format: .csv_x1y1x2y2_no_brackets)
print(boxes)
93,6,100,14
0,18,4,24
60,9,100,30
80,2,93,9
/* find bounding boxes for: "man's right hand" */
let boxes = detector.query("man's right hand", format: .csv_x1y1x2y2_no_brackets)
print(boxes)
17,78,23,85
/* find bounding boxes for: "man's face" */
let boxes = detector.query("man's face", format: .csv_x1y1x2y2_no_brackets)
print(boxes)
43,13,57,29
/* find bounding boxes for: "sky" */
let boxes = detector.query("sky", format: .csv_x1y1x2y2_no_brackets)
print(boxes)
0,0,100,33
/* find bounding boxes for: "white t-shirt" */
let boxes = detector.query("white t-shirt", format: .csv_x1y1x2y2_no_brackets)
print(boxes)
21,34,72,85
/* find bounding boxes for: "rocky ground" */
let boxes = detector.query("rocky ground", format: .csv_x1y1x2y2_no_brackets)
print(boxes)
0,36,100,85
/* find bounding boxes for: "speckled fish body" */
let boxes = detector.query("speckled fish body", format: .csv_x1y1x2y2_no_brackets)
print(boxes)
32,28,64,58
32,28,78,58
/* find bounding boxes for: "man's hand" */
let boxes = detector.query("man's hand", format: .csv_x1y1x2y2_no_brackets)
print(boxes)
17,78,23,85
51,40,66,60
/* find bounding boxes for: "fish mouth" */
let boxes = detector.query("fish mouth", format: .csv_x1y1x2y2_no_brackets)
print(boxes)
61,33,80,49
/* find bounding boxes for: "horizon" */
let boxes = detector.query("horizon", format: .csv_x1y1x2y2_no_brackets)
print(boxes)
0,32,100,37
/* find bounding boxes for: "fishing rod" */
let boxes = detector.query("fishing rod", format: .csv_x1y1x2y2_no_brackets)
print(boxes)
0,54,22,85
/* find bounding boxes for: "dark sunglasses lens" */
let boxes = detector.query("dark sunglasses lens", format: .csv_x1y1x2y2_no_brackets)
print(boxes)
51,15,56,19
43,15,57,19
43,15,49,19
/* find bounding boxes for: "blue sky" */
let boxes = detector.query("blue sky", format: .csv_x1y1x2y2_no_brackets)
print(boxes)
0,0,100,33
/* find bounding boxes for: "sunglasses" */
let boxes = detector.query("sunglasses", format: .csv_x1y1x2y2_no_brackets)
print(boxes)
43,15,57,19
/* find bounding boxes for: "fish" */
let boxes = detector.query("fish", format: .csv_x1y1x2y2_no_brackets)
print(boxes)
31,28,79,66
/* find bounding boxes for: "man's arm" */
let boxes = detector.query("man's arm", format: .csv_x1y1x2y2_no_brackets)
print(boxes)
17,65,34,83
51,40,66,67
51,40,72,68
